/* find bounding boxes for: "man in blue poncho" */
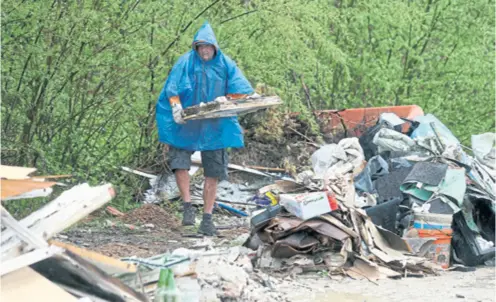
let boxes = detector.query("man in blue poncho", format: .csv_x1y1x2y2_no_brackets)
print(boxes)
156,21,255,236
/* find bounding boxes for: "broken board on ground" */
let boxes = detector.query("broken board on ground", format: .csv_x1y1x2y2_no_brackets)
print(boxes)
183,96,282,120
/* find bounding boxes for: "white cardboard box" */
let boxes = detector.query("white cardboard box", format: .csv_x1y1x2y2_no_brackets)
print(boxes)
279,192,333,220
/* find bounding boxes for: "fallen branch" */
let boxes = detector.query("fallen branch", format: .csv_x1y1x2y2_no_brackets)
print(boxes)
287,126,317,145
244,165,286,172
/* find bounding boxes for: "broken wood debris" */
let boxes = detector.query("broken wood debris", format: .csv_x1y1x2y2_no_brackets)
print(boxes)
0,164,147,301
106,206,125,217
183,95,283,120
0,165,71,200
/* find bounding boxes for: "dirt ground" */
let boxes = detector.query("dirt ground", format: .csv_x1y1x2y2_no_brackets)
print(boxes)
285,266,495,302
60,204,250,258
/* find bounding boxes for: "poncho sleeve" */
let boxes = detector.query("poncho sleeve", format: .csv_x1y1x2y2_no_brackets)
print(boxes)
163,54,193,103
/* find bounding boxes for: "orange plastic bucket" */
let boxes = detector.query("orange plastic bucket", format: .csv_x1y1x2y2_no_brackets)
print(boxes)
418,229,453,269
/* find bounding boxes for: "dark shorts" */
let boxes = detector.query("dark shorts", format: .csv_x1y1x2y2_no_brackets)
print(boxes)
167,146,228,180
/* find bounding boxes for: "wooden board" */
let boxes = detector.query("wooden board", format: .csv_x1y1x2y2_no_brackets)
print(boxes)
2,187,54,201
183,96,282,120
0,165,37,179
191,152,273,178
1,267,78,302
1,179,57,200
49,241,137,275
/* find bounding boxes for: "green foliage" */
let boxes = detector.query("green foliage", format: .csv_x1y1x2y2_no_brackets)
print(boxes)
2,0,494,208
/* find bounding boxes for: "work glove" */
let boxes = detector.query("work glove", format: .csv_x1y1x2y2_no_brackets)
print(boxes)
172,103,185,124
214,96,228,103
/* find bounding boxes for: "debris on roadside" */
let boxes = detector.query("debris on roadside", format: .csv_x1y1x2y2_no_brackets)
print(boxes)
15,105,492,301
238,106,495,278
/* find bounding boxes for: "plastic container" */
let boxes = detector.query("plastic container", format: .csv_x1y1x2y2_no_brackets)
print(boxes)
417,228,453,269
413,212,453,230
413,212,453,269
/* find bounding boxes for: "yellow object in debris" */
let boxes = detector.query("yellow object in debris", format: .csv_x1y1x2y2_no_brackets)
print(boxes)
265,192,278,206
49,240,137,274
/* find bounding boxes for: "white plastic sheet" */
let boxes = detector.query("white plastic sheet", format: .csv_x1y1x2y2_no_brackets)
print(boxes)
310,138,364,179
372,128,416,153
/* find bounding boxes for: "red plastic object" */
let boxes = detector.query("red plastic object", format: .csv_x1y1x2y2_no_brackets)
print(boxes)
326,192,339,211
315,105,424,137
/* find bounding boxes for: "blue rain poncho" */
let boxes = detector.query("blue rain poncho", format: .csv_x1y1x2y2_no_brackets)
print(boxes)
156,21,253,151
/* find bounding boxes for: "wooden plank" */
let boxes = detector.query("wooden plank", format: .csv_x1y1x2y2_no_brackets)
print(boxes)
0,245,63,276
245,165,286,172
1,267,78,301
49,240,137,275
0,165,37,179
2,187,53,201
1,179,57,200
191,155,272,178
106,206,125,217
32,174,72,179
1,184,115,261
121,166,157,179
258,180,304,195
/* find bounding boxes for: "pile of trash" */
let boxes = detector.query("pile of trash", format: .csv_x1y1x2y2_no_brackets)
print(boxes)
241,111,495,279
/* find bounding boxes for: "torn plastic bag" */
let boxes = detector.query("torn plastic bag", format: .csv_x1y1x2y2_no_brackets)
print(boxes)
310,138,364,179
471,133,496,170
373,128,417,153
411,114,459,146
354,155,389,193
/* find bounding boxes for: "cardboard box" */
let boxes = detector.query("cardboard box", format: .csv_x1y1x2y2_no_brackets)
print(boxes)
279,192,336,220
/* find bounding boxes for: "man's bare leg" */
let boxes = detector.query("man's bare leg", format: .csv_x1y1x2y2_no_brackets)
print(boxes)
198,176,218,236
175,169,191,202
176,169,196,225
203,176,218,214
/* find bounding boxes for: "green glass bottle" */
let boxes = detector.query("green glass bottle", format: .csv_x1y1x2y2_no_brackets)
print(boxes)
154,259,181,302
